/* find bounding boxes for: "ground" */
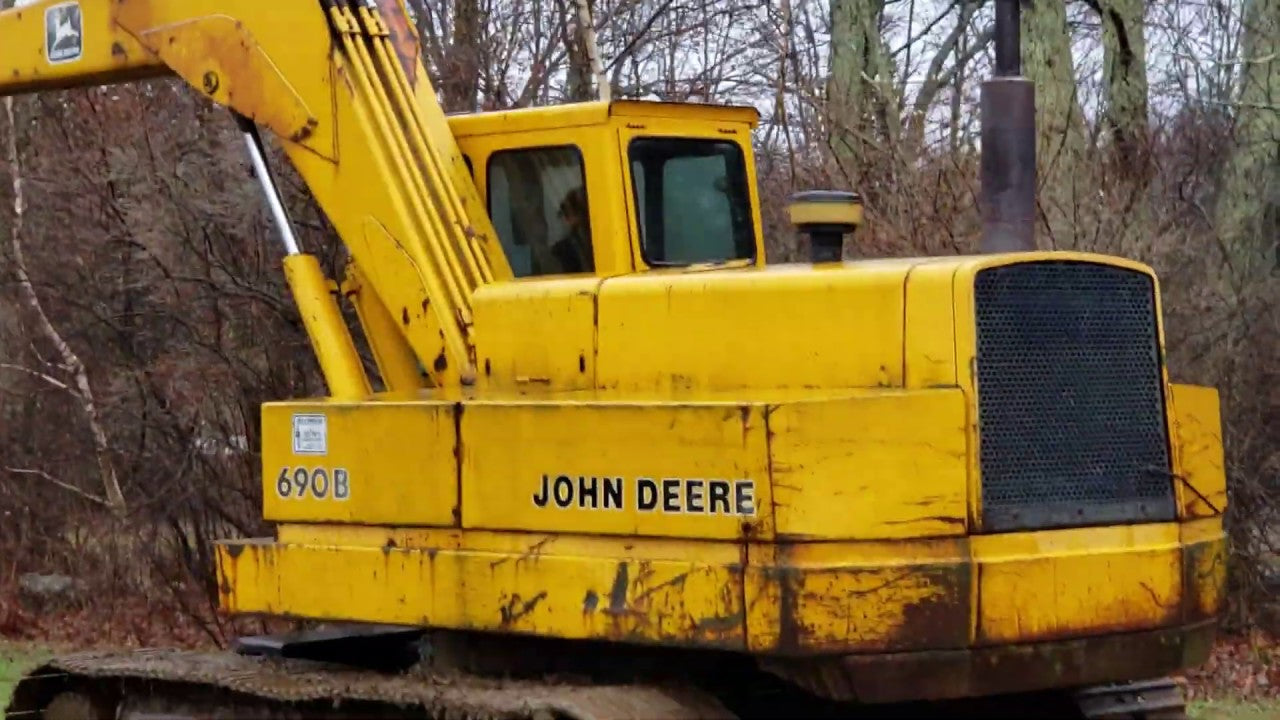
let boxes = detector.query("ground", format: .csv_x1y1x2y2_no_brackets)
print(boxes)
1,640,1278,718
1187,699,1280,720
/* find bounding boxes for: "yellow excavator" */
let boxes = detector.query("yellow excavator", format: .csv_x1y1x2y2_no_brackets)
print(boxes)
1,0,1229,718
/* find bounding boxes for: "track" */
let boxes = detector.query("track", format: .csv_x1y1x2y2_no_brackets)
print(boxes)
6,649,735,720
4,648,1189,720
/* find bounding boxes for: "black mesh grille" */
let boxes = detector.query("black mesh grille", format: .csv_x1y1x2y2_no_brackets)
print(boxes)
974,261,1175,532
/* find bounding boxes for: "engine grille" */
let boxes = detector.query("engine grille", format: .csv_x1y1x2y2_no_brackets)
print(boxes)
974,261,1175,532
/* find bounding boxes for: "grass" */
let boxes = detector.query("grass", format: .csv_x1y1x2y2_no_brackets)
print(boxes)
0,642,49,709
1189,698,1280,720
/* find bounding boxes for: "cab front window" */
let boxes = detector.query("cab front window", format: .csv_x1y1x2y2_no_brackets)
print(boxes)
628,138,755,266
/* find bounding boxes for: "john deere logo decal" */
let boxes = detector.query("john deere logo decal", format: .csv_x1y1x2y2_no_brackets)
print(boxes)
45,2,82,65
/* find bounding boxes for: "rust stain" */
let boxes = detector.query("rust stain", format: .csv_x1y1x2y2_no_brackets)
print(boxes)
887,565,971,651
776,560,969,654
633,571,689,604
499,591,547,626
774,565,802,653
607,562,629,614
289,119,317,143
582,590,599,614
693,611,744,635
1183,540,1226,621
884,515,966,529
766,621,1216,705
110,41,127,59
374,0,421,85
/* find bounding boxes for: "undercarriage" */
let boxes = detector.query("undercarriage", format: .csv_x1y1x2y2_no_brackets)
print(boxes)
7,624,1203,720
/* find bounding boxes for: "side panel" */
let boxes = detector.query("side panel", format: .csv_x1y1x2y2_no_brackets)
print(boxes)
222,526,748,650
1169,383,1229,518
472,278,601,393
743,540,971,654
971,524,1184,644
461,402,772,540
261,401,458,525
903,260,959,389
768,390,969,540
596,266,906,392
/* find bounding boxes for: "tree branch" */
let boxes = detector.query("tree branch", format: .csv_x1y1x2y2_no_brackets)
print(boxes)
3,97,127,515
5,467,112,508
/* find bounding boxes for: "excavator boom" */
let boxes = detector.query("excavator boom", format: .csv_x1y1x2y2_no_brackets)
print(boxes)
0,0,510,391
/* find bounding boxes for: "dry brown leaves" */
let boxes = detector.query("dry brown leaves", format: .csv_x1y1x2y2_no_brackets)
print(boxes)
1184,630,1280,702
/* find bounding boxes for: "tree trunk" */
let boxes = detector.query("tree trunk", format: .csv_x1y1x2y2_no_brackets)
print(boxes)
565,0,596,102
1097,0,1149,174
1022,0,1090,248
2,97,126,515
1092,0,1152,256
828,0,896,176
1216,0,1279,285
439,0,481,112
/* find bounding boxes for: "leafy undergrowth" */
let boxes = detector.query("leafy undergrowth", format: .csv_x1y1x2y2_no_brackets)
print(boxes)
0,581,237,654
1186,630,1280,704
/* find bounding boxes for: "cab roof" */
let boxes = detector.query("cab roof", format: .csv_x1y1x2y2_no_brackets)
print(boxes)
446,99,761,138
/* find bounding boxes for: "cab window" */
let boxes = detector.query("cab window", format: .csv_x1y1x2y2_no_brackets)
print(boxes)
628,138,755,265
487,146,594,277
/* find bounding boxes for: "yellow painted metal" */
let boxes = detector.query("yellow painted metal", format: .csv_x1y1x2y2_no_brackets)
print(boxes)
217,517,1226,656
446,100,760,140
342,262,426,393
1183,516,1228,622
768,391,969,540
615,115,766,269
0,0,1232,691
0,0,164,93
744,538,971,654
1170,383,1229,518
596,264,906,392
223,525,747,649
970,523,1186,644
787,199,865,228
461,401,772,540
0,0,512,388
283,254,371,400
459,120,633,277
327,3,477,375
903,259,960,389
260,401,457,525
471,277,602,391
120,12,336,160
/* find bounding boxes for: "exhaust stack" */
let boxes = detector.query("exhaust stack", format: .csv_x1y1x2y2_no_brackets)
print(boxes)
980,0,1036,253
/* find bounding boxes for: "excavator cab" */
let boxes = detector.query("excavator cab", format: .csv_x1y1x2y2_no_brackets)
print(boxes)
449,101,765,278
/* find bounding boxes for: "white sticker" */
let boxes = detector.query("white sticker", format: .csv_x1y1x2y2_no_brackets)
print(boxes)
45,2,82,65
292,414,328,455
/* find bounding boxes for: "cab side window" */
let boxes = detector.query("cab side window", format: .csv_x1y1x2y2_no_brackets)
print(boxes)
487,146,594,277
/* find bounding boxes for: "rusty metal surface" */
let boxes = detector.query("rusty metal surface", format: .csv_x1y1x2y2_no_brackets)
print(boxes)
5,649,737,720
1075,678,1188,719
760,620,1217,704
772,561,971,654
1183,539,1227,623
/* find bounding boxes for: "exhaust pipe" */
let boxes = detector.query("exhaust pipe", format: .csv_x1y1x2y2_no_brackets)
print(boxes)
980,0,1036,253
